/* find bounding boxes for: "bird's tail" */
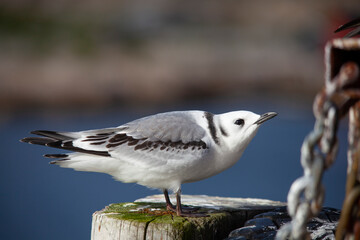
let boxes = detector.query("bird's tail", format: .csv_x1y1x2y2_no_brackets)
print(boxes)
21,130,111,157
21,130,116,173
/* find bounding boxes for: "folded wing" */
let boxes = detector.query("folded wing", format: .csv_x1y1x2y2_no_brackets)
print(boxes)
21,111,210,167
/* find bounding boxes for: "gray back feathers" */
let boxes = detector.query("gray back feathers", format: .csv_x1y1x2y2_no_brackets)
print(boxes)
123,111,206,143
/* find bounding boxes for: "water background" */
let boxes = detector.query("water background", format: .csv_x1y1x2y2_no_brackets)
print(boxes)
0,96,348,240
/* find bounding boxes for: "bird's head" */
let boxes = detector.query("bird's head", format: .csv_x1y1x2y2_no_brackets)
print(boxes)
216,111,277,152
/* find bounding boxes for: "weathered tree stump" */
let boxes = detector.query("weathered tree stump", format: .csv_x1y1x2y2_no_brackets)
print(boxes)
91,195,286,240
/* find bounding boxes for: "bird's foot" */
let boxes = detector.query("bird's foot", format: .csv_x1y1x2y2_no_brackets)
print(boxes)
166,204,208,217
166,204,199,213
163,189,208,217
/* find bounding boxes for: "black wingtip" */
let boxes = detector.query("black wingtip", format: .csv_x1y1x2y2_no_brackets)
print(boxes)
20,138,30,143
20,137,54,146
49,159,68,164
44,154,69,159
45,141,62,148
31,130,55,134
46,154,69,164
344,28,360,38
334,18,360,32
334,18,360,37
21,131,52,143
22,130,111,157
20,137,40,144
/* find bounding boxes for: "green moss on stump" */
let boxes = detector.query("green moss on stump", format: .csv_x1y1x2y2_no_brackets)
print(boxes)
102,202,240,240
104,202,210,224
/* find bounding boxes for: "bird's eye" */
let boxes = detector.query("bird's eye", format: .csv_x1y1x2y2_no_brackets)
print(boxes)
234,119,245,126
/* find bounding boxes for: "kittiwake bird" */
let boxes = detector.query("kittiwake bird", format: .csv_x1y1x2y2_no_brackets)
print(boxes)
21,110,277,217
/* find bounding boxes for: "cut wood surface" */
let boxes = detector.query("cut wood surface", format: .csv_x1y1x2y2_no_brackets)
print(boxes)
91,195,286,240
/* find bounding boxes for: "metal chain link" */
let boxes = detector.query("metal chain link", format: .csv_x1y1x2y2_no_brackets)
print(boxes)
276,103,337,239
276,42,360,239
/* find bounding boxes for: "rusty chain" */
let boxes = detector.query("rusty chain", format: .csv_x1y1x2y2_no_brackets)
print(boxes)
276,39,360,240
336,103,360,239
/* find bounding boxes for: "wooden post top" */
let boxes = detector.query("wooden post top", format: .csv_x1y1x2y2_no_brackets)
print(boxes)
91,195,286,240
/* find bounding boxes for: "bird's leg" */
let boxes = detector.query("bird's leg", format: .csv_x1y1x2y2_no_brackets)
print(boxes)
175,188,183,215
163,189,200,214
175,188,209,217
163,189,176,211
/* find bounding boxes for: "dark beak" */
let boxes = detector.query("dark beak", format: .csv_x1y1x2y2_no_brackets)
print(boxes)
254,112,277,125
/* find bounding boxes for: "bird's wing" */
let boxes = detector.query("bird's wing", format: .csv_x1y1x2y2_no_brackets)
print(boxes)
335,17,360,37
107,111,209,166
122,111,206,142
23,111,210,167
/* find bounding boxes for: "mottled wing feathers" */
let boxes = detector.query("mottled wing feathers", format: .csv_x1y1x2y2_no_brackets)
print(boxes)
21,111,209,163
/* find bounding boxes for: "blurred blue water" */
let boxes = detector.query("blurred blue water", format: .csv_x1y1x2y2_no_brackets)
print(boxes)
0,98,348,240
